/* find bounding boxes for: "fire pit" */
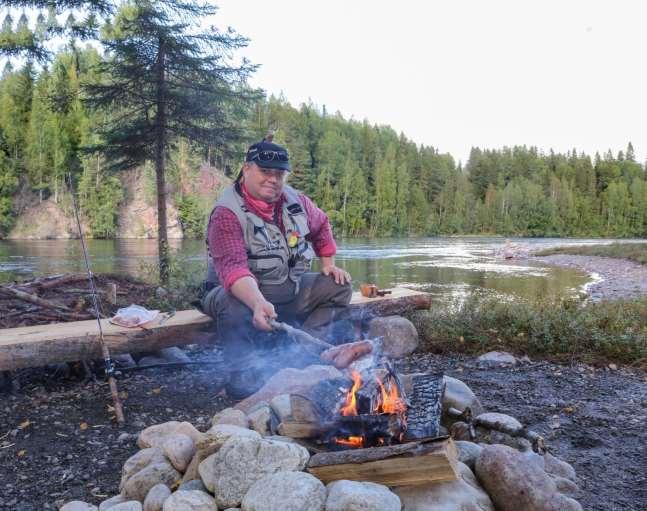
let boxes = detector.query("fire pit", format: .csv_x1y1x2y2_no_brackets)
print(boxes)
276,361,445,452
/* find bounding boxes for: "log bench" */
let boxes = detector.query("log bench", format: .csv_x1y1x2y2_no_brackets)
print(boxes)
0,287,430,371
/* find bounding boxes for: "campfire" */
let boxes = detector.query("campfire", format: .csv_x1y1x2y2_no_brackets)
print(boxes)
274,358,445,454
331,365,408,449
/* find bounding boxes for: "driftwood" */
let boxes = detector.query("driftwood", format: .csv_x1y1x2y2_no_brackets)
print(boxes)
0,286,82,314
307,437,458,486
0,273,154,329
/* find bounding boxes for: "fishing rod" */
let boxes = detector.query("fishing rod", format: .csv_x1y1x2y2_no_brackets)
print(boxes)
67,173,125,424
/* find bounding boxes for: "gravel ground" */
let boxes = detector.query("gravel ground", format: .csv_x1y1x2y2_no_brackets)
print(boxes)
1,347,645,511
533,254,647,301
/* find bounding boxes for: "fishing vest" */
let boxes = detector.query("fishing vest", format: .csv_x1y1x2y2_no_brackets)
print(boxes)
206,184,314,300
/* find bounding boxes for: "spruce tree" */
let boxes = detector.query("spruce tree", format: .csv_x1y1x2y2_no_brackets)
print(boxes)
1,0,111,61
85,0,257,283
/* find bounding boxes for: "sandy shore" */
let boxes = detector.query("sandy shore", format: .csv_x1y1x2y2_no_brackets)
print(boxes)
533,254,647,301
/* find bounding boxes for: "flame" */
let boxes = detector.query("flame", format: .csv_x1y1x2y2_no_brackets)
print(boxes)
375,377,406,415
340,370,362,416
334,436,364,448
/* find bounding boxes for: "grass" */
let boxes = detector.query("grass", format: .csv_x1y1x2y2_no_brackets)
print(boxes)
535,242,647,265
408,294,647,367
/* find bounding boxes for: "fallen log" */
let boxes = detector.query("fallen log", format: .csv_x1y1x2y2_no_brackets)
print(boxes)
0,287,430,371
348,287,431,319
307,437,458,486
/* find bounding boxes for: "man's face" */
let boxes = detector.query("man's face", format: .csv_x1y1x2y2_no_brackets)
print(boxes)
242,162,287,202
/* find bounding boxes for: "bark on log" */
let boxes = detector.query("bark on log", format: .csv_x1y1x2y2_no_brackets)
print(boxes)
290,377,349,422
348,287,432,320
0,310,213,371
277,420,339,439
307,437,458,486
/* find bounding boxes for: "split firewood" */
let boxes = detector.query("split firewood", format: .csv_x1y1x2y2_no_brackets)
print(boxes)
307,437,458,486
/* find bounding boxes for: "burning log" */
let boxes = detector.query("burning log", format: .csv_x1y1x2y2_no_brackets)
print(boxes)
289,377,350,423
277,420,340,439
306,437,458,486
402,373,444,441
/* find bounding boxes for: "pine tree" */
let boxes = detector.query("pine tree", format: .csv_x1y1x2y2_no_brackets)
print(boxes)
85,0,257,282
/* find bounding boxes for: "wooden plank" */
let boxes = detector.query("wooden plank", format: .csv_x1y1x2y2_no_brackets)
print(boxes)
0,287,430,371
307,438,458,486
0,310,212,371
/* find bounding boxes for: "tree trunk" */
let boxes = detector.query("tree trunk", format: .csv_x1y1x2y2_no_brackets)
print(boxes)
155,38,169,285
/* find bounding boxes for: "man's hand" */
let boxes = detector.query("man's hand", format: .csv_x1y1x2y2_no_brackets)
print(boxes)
321,264,352,285
252,298,277,331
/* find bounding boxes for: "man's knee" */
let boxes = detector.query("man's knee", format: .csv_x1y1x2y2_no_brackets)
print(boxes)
201,286,251,326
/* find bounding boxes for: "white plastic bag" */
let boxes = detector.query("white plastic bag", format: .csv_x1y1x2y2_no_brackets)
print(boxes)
110,304,159,328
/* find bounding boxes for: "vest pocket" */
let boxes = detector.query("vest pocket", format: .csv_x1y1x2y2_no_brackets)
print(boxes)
248,254,286,281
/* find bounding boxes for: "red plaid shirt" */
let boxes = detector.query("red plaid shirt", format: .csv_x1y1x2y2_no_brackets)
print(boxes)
208,189,337,291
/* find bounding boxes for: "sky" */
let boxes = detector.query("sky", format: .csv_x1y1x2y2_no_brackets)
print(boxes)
212,0,647,165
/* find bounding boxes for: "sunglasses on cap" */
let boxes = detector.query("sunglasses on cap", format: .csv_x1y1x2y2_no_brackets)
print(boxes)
247,148,289,163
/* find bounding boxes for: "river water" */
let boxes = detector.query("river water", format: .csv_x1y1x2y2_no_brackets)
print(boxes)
2,236,635,304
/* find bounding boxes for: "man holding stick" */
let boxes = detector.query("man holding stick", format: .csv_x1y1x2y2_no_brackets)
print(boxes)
200,138,353,398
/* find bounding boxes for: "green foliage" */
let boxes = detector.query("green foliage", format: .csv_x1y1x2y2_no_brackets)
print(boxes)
78,160,124,238
1,42,647,240
176,194,205,238
409,295,647,365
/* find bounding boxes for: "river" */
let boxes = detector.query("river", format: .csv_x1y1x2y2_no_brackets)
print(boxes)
3,236,637,304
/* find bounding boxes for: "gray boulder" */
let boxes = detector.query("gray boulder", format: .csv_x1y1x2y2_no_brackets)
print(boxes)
204,423,261,442
394,462,493,511
326,480,400,511
108,503,142,511
477,351,517,365
158,347,191,363
177,479,208,492
543,452,577,482
269,394,292,422
475,444,582,511
120,448,167,491
122,461,181,502
162,490,216,511
137,421,203,449
198,436,310,509
143,484,171,511
211,408,249,428
368,315,419,358
248,405,272,436
242,472,326,511
60,503,98,511
455,441,483,470
162,433,196,472
442,376,484,419
99,495,127,511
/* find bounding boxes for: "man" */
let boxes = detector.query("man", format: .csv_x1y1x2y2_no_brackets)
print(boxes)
201,138,353,398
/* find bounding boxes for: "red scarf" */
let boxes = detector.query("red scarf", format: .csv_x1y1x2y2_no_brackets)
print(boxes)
240,182,280,223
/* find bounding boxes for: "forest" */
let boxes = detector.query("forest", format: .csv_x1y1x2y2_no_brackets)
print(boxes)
0,16,646,241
